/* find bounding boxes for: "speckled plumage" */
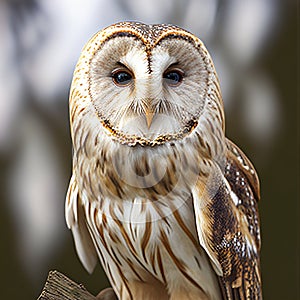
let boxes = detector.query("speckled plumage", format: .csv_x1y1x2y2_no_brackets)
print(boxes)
66,22,262,300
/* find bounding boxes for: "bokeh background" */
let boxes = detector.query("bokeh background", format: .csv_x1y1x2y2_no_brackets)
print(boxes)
0,0,298,299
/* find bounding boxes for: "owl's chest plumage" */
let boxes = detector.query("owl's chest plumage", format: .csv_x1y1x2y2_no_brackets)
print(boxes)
90,195,220,298
73,136,222,299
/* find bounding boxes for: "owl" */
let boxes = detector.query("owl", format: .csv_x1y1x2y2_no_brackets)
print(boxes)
65,22,262,300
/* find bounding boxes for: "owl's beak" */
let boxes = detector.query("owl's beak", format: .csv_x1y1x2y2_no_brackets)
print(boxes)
145,107,155,129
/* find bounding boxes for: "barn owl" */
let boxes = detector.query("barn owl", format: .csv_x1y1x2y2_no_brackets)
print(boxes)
66,22,262,300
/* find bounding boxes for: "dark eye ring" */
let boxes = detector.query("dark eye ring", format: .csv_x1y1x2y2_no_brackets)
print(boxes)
163,69,184,86
111,68,133,86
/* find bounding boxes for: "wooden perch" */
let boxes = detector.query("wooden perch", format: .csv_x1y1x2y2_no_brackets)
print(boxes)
37,270,117,300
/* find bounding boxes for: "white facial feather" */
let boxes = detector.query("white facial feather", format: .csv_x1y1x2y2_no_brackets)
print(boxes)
88,35,211,140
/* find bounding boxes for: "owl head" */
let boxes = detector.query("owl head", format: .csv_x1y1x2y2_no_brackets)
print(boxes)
70,22,224,149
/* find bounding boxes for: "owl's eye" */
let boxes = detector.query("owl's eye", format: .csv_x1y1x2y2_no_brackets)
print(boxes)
111,69,133,86
163,69,184,86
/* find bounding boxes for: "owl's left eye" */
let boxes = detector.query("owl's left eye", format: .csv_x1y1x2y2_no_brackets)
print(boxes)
163,69,184,87
111,68,133,87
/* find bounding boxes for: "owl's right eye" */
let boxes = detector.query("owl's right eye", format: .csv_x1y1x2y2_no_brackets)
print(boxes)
111,68,133,87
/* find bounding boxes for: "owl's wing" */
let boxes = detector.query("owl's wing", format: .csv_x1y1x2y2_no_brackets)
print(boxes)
65,174,98,273
192,139,262,299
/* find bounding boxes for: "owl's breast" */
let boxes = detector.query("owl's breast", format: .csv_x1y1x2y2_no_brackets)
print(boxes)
83,187,221,299
86,137,208,202
73,118,222,299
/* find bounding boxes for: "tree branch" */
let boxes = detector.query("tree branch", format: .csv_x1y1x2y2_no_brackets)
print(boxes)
37,270,117,300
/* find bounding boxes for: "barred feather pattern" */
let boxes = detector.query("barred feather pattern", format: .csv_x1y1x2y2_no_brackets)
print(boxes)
66,22,262,300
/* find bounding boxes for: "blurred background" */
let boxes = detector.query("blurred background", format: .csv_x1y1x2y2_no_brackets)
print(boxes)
0,0,298,299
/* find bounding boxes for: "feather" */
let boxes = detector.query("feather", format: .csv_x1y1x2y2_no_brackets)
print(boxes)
65,174,98,274
192,140,262,299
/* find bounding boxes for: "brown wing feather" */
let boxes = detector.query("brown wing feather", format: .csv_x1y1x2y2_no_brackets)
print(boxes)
225,138,261,252
192,140,262,300
220,139,262,299
226,138,260,202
